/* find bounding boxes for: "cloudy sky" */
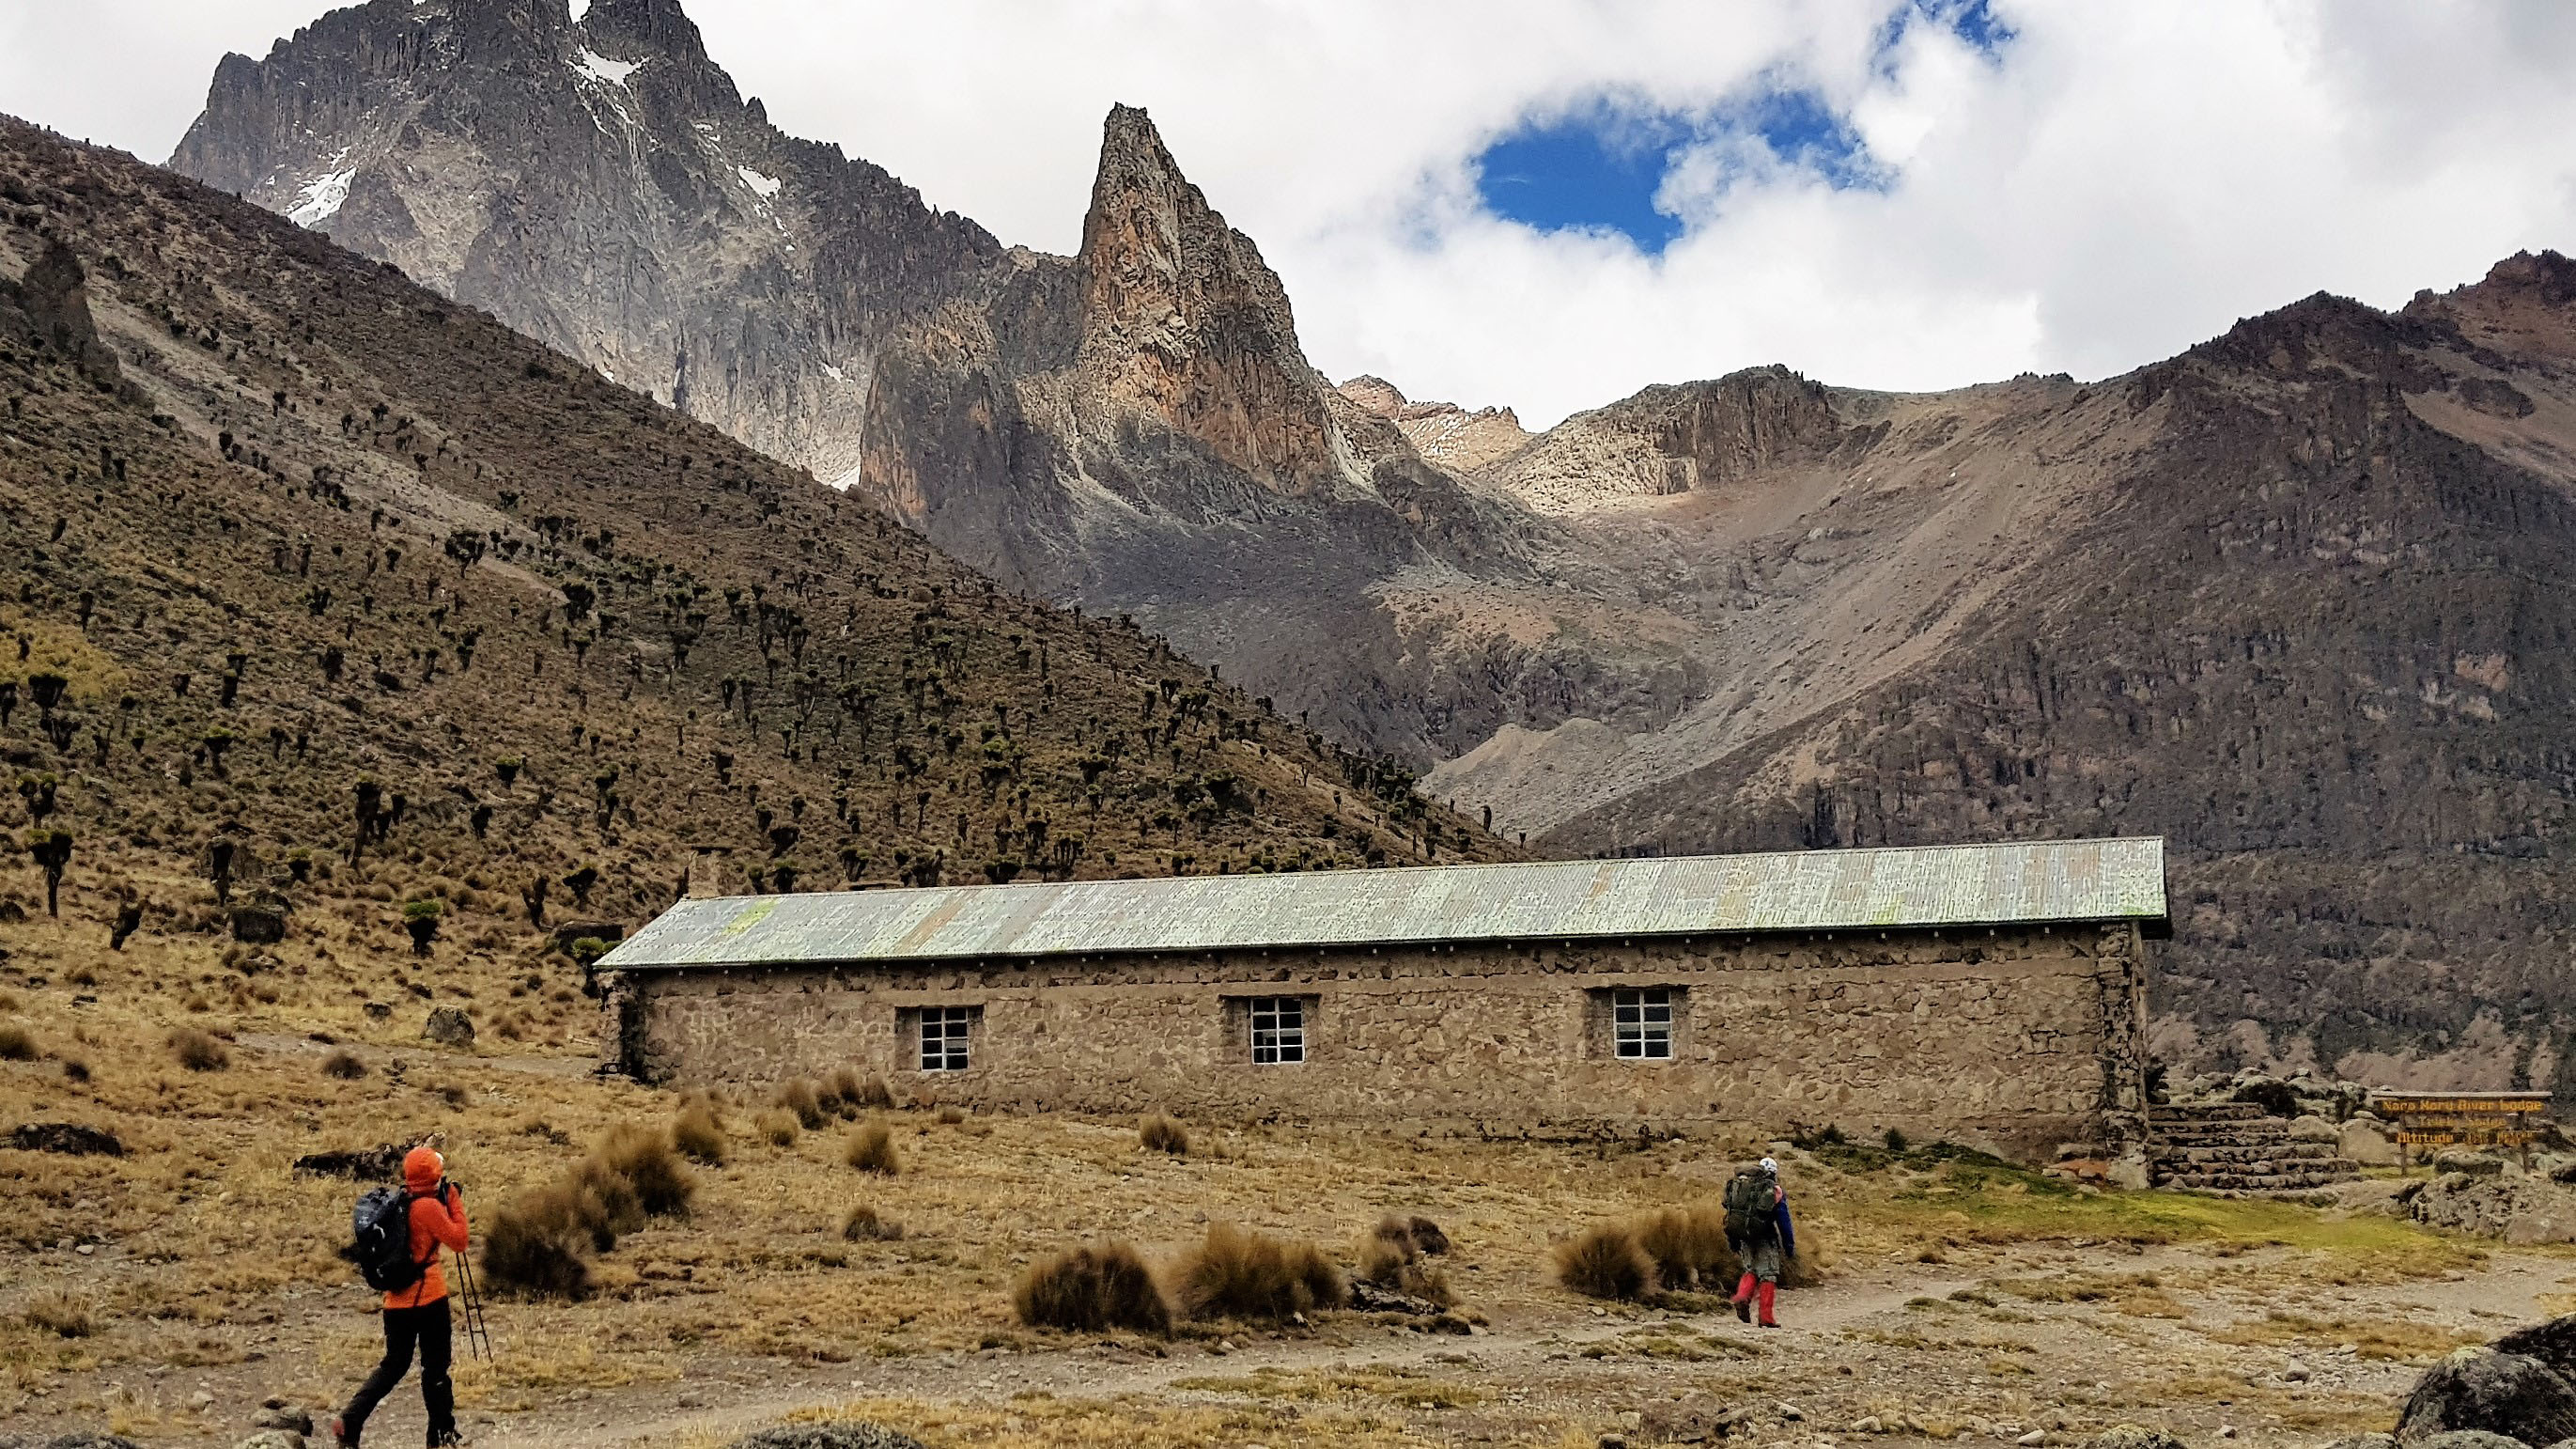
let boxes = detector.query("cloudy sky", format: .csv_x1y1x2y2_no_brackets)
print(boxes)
7,0,2575,428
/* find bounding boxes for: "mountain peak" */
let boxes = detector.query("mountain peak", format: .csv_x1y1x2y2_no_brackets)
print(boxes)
1075,102,1344,491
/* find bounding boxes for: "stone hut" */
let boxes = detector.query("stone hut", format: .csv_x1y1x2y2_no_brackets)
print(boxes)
596,836,2168,1159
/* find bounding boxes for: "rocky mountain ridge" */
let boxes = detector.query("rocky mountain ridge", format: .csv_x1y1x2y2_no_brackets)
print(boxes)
0,114,1501,995
161,0,2576,1093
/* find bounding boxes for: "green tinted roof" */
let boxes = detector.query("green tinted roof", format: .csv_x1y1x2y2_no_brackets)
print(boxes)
599,837,2165,971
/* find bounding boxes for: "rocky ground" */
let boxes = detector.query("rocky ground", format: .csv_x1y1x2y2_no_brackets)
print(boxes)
8,953,2569,1449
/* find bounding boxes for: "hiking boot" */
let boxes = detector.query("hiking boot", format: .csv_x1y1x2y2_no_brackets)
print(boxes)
428,1430,469,1448
1734,1296,1751,1323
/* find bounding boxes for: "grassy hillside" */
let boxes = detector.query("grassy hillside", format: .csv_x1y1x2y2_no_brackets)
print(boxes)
0,115,1503,1011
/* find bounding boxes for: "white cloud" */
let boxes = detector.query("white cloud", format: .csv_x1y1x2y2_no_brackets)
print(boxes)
8,1,2576,428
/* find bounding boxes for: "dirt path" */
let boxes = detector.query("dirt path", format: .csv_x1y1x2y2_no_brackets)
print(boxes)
411,1245,2555,1449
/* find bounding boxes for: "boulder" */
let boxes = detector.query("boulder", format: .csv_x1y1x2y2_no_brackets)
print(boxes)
228,906,288,944
2494,1318,2576,1379
2410,1435,2533,1449
232,1434,306,1449
2412,1177,2576,1244
422,1007,474,1049
250,1406,313,1435
7,1122,125,1157
2397,1348,2576,1444
2323,1436,2398,1449
1637,1395,1738,1443
725,1426,928,1449
2289,1114,2342,1143
2436,1150,2507,1177
2343,1118,2399,1168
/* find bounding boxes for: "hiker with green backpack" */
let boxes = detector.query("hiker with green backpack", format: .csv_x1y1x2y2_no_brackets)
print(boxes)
1723,1156,1795,1328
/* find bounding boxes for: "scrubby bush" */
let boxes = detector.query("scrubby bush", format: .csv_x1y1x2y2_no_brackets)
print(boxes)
321,1050,367,1080
1555,1221,1656,1301
20,1287,93,1338
567,1158,644,1242
596,1124,695,1217
1630,1206,1738,1292
776,1077,825,1129
168,1027,229,1071
0,1023,36,1061
935,1105,966,1126
755,1109,799,1146
823,1066,892,1114
2232,1080,2301,1118
1358,1215,1454,1306
844,1115,900,1176
1014,1242,1171,1335
480,1190,597,1300
673,1101,726,1165
1404,1215,1451,1256
1170,1223,1344,1322
841,1204,905,1241
1139,1113,1189,1156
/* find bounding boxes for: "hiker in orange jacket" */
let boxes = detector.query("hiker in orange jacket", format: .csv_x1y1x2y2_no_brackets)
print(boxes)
333,1145,470,1448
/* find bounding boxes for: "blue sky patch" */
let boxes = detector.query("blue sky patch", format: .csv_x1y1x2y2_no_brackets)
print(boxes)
1473,85,1890,256
1474,103,1692,256
1875,0,2017,73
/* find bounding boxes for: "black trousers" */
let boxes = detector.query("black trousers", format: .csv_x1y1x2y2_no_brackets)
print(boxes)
342,1298,455,1445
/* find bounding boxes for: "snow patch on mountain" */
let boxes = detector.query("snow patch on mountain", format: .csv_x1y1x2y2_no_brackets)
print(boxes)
572,49,640,86
288,167,356,227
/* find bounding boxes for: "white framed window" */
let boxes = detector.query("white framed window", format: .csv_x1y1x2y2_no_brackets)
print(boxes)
1612,988,1673,1060
1249,996,1306,1065
918,1005,977,1071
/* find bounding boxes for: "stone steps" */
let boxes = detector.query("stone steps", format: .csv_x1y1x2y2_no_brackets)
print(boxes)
2150,1103,2269,1124
2150,1164,2359,1192
2154,1129,2305,1147
2159,1143,2344,1164
2147,1101,2360,1194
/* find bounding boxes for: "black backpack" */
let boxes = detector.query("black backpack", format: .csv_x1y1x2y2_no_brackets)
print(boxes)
351,1186,427,1293
1722,1168,1779,1239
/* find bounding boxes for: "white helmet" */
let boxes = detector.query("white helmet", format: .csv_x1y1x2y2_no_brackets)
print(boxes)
1759,1156,1779,1176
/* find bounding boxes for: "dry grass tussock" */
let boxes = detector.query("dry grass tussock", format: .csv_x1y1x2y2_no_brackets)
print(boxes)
824,1067,894,1114
1631,1205,1741,1291
1555,1220,1657,1301
776,1077,825,1130
19,1288,94,1339
673,1101,726,1165
0,1023,36,1061
482,1125,696,1299
841,1204,905,1242
755,1109,800,1146
1358,1214,1454,1305
1170,1223,1345,1322
166,1027,228,1072
320,1049,367,1080
844,1115,900,1176
1139,1113,1190,1155
1015,1241,1172,1335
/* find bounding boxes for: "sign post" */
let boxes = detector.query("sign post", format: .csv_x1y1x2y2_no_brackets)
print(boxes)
2369,1091,2551,1174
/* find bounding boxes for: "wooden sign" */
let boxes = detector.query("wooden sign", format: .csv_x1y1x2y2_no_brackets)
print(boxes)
2372,1091,2553,1170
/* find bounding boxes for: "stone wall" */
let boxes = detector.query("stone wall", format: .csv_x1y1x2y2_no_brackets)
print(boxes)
606,922,2149,1160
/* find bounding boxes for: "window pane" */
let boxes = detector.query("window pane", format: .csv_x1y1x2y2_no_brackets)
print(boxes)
1612,989,1672,1059
921,1006,972,1071
1249,997,1305,1065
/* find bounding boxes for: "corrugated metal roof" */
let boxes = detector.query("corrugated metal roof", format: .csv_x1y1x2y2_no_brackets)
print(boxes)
598,837,2165,971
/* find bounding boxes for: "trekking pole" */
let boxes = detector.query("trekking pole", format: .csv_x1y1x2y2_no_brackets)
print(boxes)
453,1247,494,1363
